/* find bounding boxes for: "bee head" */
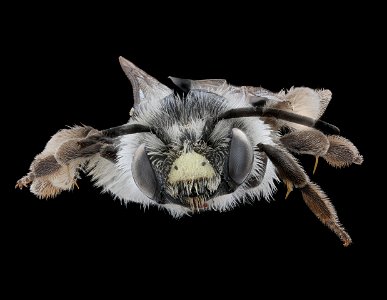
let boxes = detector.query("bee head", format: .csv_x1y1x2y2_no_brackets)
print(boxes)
130,92,255,211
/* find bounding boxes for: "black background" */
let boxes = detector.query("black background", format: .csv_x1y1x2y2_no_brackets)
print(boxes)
3,3,381,295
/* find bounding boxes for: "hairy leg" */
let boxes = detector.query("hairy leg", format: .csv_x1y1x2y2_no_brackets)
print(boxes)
256,143,352,246
280,130,329,174
15,126,117,198
99,144,118,162
280,130,363,173
323,135,363,168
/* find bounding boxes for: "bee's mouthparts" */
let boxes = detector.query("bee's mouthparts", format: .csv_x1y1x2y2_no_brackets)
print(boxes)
185,196,209,211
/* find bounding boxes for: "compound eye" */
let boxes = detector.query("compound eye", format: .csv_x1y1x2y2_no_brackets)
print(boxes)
228,128,254,185
132,144,158,199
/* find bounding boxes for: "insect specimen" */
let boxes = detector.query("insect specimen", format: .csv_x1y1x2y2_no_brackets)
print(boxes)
16,57,363,246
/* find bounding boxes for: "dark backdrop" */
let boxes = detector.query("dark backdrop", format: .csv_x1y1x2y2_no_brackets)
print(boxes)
3,4,381,296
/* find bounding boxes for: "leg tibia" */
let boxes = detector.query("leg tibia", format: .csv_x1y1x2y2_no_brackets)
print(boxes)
280,130,329,157
280,129,330,174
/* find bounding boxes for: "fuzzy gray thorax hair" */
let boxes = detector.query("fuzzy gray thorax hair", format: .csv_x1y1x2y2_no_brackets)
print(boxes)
119,89,278,210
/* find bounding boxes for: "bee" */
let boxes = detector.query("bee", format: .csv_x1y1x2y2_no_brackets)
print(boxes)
16,57,363,246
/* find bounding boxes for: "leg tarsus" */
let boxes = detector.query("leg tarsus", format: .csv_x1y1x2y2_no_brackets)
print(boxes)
300,182,352,247
15,173,34,189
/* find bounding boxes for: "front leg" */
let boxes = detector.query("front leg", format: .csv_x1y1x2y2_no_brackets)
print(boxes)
15,126,117,199
256,143,352,247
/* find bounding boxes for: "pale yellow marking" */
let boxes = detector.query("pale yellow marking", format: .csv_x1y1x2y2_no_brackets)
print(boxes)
168,152,215,184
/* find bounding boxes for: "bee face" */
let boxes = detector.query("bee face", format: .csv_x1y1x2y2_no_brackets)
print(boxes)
166,151,220,209
129,91,259,211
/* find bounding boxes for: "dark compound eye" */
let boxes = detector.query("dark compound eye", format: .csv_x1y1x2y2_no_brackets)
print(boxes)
228,128,254,185
132,144,159,200
201,162,206,166
174,165,178,170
